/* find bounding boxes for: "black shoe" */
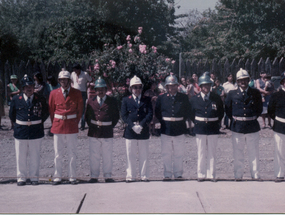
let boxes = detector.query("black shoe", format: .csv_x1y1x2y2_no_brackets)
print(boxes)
105,178,115,183
175,176,184,181
252,177,263,182
31,181,39,185
211,178,217,182
275,177,284,183
80,127,85,131
126,179,136,183
141,179,150,182
163,177,171,181
235,178,242,182
70,180,78,185
197,178,204,182
88,178,98,183
52,181,61,185
17,182,26,186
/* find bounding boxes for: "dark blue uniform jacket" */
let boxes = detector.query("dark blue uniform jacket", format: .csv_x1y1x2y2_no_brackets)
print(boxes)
9,93,49,139
189,92,224,135
225,87,262,134
121,94,153,140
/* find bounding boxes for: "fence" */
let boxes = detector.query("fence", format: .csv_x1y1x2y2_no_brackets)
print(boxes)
1,57,285,103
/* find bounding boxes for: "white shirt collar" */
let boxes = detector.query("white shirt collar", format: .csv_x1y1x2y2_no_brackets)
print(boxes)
200,92,210,99
97,95,106,103
61,87,70,94
23,93,34,102
239,87,249,93
132,94,141,100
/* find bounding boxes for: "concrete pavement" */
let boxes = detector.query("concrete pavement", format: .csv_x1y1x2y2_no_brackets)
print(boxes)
1,180,285,213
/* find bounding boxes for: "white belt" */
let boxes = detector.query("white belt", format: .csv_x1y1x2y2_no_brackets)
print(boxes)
276,116,285,123
16,119,42,126
91,119,112,126
195,116,218,122
233,116,257,121
163,117,184,122
54,114,77,120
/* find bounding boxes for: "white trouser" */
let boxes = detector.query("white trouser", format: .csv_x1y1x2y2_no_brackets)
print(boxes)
89,137,113,178
15,138,43,182
126,139,149,180
232,131,260,179
274,132,285,178
53,133,77,182
196,134,218,179
160,134,185,178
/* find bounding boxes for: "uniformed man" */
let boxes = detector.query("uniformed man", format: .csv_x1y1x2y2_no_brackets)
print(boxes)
268,71,285,182
155,74,191,181
225,68,263,181
85,77,120,183
49,70,83,185
121,75,153,182
9,74,49,186
189,74,224,182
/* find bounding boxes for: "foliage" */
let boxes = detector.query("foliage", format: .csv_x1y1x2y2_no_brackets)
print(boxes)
179,0,285,62
0,0,179,63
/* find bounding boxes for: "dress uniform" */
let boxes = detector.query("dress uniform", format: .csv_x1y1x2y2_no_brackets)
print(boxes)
121,76,153,182
189,74,224,181
268,71,285,182
85,77,120,183
155,75,191,180
9,74,49,186
225,68,263,180
49,70,83,185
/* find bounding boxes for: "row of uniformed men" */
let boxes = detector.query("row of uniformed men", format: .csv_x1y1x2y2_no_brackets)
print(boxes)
9,68,285,186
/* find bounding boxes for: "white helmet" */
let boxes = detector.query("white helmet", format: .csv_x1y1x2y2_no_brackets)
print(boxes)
130,75,142,87
236,68,250,80
58,70,71,79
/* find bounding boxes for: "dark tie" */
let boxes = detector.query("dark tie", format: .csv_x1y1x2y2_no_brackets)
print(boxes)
64,90,68,99
135,97,139,106
204,95,208,102
27,97,31,106
100,98,103,107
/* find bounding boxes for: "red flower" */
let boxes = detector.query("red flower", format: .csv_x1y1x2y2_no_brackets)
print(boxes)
19,96,22,99
129,96,132,99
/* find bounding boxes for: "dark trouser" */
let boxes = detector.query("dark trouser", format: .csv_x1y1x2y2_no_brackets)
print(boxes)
81,92,87,128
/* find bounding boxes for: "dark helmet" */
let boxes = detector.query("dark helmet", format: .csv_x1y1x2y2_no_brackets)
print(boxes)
203,71,210,77
198,74,212,86
165,75,179,86
94,77,107,88
280,71,285,84
21,74,34,86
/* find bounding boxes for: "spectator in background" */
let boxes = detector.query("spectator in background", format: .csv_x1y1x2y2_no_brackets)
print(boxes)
144,81,160,136
7,75,21,130
192,73,201,95
47,75,60,91
0,79,5,129
213,79,225,102
178,76,187,94
223,73,236,129
34,72,50,103
256,71,274,129
70,63,92,130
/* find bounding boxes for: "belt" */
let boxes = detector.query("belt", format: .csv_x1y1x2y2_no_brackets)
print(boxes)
54,114,77,120
195,116,218,122
162,117,184,122
16,119,42,126
233,116,257,121
276,116,285,123
91,119,112,126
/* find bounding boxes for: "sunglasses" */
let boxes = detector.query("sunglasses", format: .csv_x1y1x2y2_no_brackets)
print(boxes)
133,86,142,89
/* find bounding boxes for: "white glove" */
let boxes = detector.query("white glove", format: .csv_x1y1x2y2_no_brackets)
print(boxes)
132,125,143,134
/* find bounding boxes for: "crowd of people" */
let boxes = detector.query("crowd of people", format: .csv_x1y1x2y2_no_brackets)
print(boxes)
1,64,285,186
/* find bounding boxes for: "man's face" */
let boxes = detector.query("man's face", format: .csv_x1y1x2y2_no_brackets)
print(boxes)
58,78,70,89
131,84,143,97
96,87,107,98
200,83,211,95
74,68,81,75
166,84,178,95
237,78,249,90
23,85,34,97
227,75,233,82
210,73,216,80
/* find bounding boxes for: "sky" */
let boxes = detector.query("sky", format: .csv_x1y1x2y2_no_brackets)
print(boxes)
175,0,218,15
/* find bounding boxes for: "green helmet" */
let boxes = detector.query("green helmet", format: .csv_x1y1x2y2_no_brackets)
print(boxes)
10,75,18,80
94,77,107,88
165,75,179,86
198,74,213,86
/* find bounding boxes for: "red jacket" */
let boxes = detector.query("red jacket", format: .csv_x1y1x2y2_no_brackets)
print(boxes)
49,87,83,134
